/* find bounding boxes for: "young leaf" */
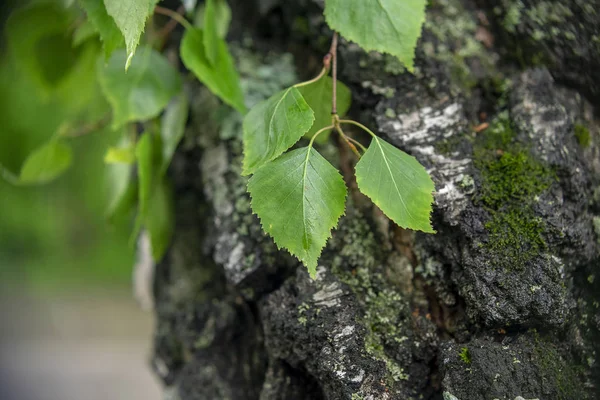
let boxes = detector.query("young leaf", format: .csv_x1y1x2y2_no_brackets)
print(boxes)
298,76,352,140
242,87,314,175
98,47,182,128
355,137,435,232
195,0,231,38
160,93,189,176
248,147,347,278
145,178,174,261
324,0,427,72
103,0,158,69
19,140,73,184
180,28,246,114
78,0,124,59
203,0,219,65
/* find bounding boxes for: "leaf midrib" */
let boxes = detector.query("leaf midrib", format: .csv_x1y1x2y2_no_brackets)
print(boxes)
266,88,292,160
301,147,312,255
374,137,414,221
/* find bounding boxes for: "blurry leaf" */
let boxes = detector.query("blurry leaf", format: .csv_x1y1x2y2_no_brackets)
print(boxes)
145,178,174,261
160,94,189,175
180,27,246,114
104,146,136,164
98,47,182,128
203,0,218,65
298,76,351,142
78,0,125,58
19,140,73,184
135,132,154,222
203,0,231,64
103,0,158,69
6,4,78,90
242,87,314,175
355,137,435,232
324,0,427,71
105,163,137,223
0,164,20,185
72,19,99,47
194,0,231,37
247,147,347,278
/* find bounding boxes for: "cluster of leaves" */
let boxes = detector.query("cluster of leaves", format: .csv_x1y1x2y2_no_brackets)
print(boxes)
244,0,435,277
1,0,435,277
1,0,238,262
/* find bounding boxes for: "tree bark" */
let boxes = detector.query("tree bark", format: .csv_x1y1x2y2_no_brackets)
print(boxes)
151,0,600,399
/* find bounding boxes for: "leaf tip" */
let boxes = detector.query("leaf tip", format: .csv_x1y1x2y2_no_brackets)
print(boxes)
125,51,134,71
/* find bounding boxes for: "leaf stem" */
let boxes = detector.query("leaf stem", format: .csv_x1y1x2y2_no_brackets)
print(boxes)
156,5,186,45
346,136,367,153
338,119,378,139
60,115,111,138
309,125,335,148
335,125,361,158
154,6,194,32
330,31,338,115
293,67,329,88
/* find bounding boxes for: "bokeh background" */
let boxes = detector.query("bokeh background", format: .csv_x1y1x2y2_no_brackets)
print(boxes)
0,1,161,398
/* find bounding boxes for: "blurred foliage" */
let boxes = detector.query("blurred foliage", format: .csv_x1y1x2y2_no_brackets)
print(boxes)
0,0,135,290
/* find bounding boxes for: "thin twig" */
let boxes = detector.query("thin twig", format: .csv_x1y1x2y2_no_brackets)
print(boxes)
61,115,111,138
156,5,186,43
330,32,338,115
155,6,194,31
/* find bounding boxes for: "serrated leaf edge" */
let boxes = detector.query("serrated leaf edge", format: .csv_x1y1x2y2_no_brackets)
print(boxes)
355,137,435,233
241,87,315,176
323,0,426,72
247,148,348,278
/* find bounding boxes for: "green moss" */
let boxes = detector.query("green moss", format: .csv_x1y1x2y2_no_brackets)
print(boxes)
473,115,554,269
423,0,497,92
459,347,471,364
575,123,591,148
534,338,588,400
330,214,409,386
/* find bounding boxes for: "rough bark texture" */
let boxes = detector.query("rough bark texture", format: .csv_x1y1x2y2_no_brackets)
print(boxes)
152,0,600,399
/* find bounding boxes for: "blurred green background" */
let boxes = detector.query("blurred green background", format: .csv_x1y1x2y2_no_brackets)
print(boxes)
0,0,134,293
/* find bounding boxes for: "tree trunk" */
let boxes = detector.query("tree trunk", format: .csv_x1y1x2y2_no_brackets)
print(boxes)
150,0,600,399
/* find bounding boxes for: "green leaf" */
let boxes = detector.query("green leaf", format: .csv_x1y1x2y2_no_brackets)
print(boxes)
298,76,352,141
194,0,231,38
203,0,218,65
98,47,182,128
242,87,314,175
324,0,427,72
78,0,125,59
72,19,99,48
248,147,347,278
135,133,154,223
104,146,136,164
355,137,435,232
6,4,78,91
105,162,137,223
180,28,246,114
19,140,73,184
103,0,158,69
145,178,174,261
160,93,189,175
